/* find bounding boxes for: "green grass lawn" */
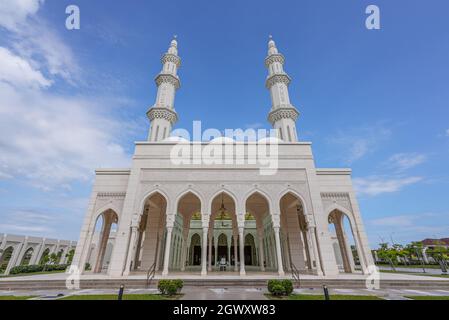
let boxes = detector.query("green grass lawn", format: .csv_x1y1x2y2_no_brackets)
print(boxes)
59,294,182,300
380,270,449,278
0,270,66,278
377,264,442,269
0,296,36,300
266,294,384,300
405,296,449,300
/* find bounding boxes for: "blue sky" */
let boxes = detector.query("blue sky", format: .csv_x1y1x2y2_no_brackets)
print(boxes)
0,0,448,247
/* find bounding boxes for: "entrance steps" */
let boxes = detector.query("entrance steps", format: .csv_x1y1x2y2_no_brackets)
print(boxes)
2,277,449,291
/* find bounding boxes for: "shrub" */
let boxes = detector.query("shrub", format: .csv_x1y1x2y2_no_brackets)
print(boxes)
158,279,183,296
271,284,285,296
173,279,184,291
9,264,68,275
282,279,293,295
267,279,281,294
267,279,294,296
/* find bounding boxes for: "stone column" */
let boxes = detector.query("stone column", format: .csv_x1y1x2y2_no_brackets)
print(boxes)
5,243,23,275
334,218,353,273
227,237,231,267
201,227,208,276
308,226,323,276
238,227,245,276
258,234,265,271
123,224,138,276
273,226,285,276
180,233,188,272
162,226,173,276
94,215,112,273
233,233,239,272
214,236,219,267
208,233,212,271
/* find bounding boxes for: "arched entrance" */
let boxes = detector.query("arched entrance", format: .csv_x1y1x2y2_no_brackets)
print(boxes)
244,233,257,266
279,192,317,274
133,192,167,272
188,233,202,266
328,209,362,273
0,246,14,274
175,191,202,272
245,192,276,272
91,209,118,273
210,192,238,272
20,247,34,266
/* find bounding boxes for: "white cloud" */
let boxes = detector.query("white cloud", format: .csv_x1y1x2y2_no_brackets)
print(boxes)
367,212,449,246
0,82,132,188
369,215,415,227
353,176,422,196
328,123,391,164
446,129,449,136
0,0,43,31
0,47,52,88
386,153,427,172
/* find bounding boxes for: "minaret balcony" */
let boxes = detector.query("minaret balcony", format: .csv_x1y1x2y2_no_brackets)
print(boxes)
155,73,181,89
265,73,291,89
268,106,299,125
264,53,285,67
161,53,181,67
146,107,178,125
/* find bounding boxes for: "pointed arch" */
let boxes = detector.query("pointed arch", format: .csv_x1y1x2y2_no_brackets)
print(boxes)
278,188,309,215
208,188,239,215
137,188,171,217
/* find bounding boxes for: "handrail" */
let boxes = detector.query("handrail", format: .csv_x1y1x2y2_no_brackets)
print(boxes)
290,262,301,288
146,262,156,288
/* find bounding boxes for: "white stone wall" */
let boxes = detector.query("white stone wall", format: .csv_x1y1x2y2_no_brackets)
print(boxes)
0,234,76,275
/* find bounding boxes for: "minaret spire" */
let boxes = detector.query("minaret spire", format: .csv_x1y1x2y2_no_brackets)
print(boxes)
147,37,181,141
265,36,299,142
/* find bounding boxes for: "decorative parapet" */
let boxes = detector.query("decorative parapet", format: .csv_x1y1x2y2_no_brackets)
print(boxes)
161,53,181,67
265,73,290,89
268,106,299,125
264,53,285,67
146,107,178,124
97,192,126,199
155,73,181,89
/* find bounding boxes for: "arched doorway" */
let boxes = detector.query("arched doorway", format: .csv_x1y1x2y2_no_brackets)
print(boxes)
0,246,14,274
91,209,118,273
188,233,202,266
39,248,50,265
210,192,238,272
133,192,167,272
244,233,257,266
279,192,315,273
245,192,276,272
175,192,202,272
328,209,361,273
20,247,34,266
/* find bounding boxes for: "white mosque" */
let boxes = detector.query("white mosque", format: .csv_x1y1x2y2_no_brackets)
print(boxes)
70,37,374,278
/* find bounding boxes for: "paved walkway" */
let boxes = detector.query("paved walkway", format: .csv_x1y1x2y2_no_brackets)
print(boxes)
2,286,449,300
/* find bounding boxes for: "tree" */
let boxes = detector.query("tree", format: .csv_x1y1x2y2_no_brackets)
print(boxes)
65,249,75,265
377,243,398,271
426,241,449,272
49,253,58,265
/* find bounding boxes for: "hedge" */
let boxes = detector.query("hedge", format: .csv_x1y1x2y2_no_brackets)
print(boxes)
157,279,183,296
267,279,294,296
9,264,68,275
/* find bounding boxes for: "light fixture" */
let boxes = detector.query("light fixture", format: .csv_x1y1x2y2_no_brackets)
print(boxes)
218,193,227,227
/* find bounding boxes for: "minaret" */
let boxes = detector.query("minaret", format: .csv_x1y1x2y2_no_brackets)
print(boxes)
147,37,181,141
265,36,300,142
